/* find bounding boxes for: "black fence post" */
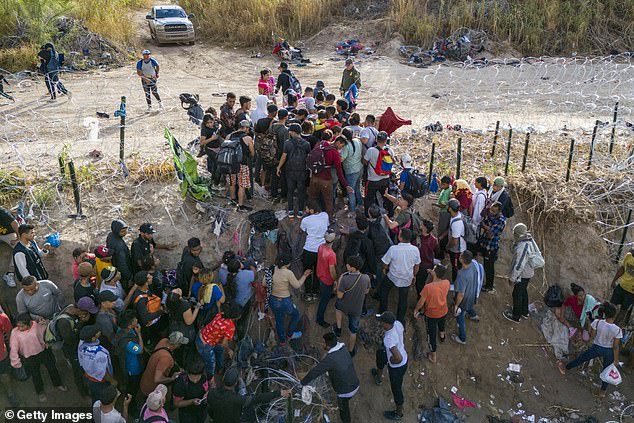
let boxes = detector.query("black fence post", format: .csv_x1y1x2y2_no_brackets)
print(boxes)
521,132,530,172
587,120,599,171
566,139,575,182
504,128,512,176
428,142,436,189
67,160,85,219
609,101,618,155
456,137,462,179
491,120,500,157
616,209,632,263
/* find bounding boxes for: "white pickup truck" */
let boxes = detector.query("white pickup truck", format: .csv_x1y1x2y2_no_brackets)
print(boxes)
146,5,195,45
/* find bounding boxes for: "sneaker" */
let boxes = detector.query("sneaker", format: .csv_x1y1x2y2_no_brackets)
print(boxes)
288,210,295,219
521,314,529,320
38,393,47,402
290,331,302,340
483,288,496,294
502,310,520,323
146,106,152,113
3,272,16,287
333,326,342,337
451,335,466,345
158,102,164,110
371,368,382,385
469,314,481,322
237,205,252,213
296,211,304,218
272,197,281,204
56,385,68,392
349,346,357,358
384,410,403,421
317,320,330,328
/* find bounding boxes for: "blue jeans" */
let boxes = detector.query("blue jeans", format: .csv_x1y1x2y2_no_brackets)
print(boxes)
456,308,477,342
270,296,300,343
195,335,224,375
316,281,334,324
566,344,614,390
345,171,362,212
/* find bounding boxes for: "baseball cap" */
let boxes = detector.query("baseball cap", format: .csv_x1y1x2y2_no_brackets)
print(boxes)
142,49,151,55
345,58,353,66
79,325,100,341
447,198,461,212
239,119,251,128
101,266,117,283
288,123,302,134
146,385,167,411
493,176,506,187
401,153,412,168
377,311,396,325
223,367,240,386
168,331,189,345
324,231,336,243
377,131,389,141
94,245,111,259
76,297,98,314
98,290,118,303
139,223,156,234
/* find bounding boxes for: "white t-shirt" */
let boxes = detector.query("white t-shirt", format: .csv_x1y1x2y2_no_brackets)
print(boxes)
300,212,329,253
382,243,421,287
471,189,487,226
346,125,363,139
592,319,622,348
93,401,126,423
449,213,467,253
360,126,378,148
364,146,393,182
384,320,407,368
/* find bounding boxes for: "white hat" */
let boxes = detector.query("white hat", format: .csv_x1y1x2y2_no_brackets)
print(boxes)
142,49,151,55
146,384,167,411
401,153,412,168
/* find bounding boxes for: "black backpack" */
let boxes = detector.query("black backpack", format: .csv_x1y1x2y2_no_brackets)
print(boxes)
248,210,279,232
285,139,309,172
179,93,200,110
544,285,564,308
306,142,334,175
407,170,428,198
217,132,244,174
288,72,302,94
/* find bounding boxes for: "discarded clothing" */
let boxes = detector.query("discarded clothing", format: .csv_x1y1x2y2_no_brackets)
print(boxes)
451,392,476,410
378,107,412,135
419,398,464,423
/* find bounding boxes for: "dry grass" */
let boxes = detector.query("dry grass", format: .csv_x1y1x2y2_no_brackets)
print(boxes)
180,0,345,46
390,0,634,55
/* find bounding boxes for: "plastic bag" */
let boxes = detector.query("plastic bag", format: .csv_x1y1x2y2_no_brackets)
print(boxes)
600,363,622,385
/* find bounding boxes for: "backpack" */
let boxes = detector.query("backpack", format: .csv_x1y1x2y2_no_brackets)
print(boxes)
478,192,493,219
528,239,545,269
179,93,200,110
306,142,335,175
368,219,393,257
286,139,309,172
344,233,363,260
451,214,478,245
288,72,302,95
217,132,244,174
544,285,563,308
44,304,76,349
258,128,278,166
139,404,169,423
248,210,279,232
407,170,428,198
134,292,162,314
174,261,187,292
500,190,515,218
373,147,394,176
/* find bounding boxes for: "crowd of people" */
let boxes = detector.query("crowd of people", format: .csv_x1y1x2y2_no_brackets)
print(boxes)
0,50,628,422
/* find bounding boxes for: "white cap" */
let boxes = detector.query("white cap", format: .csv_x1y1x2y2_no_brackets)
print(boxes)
401,153,412,168
142,49,151,55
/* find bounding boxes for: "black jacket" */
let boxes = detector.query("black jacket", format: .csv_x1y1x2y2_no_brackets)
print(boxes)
275,70,292,94
301,343,359,395
177,247,203,292
106,220,132,284
497,190,515,219
12,241,48,282
367,218,392,258
207,386,280,423
344,229,376,275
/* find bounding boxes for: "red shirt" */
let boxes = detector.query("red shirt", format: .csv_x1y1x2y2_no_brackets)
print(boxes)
316,142,348,187
316,244,337,286
0,313,12,361
200,313,235,346
563,296,583,319
418,234,439,269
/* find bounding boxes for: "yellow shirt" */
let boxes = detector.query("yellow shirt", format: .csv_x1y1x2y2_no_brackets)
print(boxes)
95,257,109,287
619,252,634,294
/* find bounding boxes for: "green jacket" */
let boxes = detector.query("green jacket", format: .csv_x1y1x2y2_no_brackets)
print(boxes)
340,67,361,93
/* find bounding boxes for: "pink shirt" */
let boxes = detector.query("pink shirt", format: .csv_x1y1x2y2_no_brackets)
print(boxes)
10,321,46,368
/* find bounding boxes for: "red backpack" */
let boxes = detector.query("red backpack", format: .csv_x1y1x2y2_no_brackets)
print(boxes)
306,142,335,175
373,147,394,176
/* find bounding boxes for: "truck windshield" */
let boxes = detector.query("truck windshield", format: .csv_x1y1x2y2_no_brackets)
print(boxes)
156,8,186,18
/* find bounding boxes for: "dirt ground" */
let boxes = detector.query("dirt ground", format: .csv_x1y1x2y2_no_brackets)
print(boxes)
0,12,633,423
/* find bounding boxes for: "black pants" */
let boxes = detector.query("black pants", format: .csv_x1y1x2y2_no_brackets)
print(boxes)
425,314,446,353
302,249,319,295
286,170,307,213
266,165,281,198
376,348,407,406
206,151,221,184
337,395,353,423
448,251,462,283
379,277,409,324
62,347,87,396
482,249,498,290
512,278,530,319
365,178,392,217
142,82,160,105
415,267,432,297
23,349,62,394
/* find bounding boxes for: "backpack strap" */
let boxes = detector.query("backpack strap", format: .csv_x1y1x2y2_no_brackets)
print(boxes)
342,273,363,295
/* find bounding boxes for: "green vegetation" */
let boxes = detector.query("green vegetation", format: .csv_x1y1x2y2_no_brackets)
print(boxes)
0,0,149,70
